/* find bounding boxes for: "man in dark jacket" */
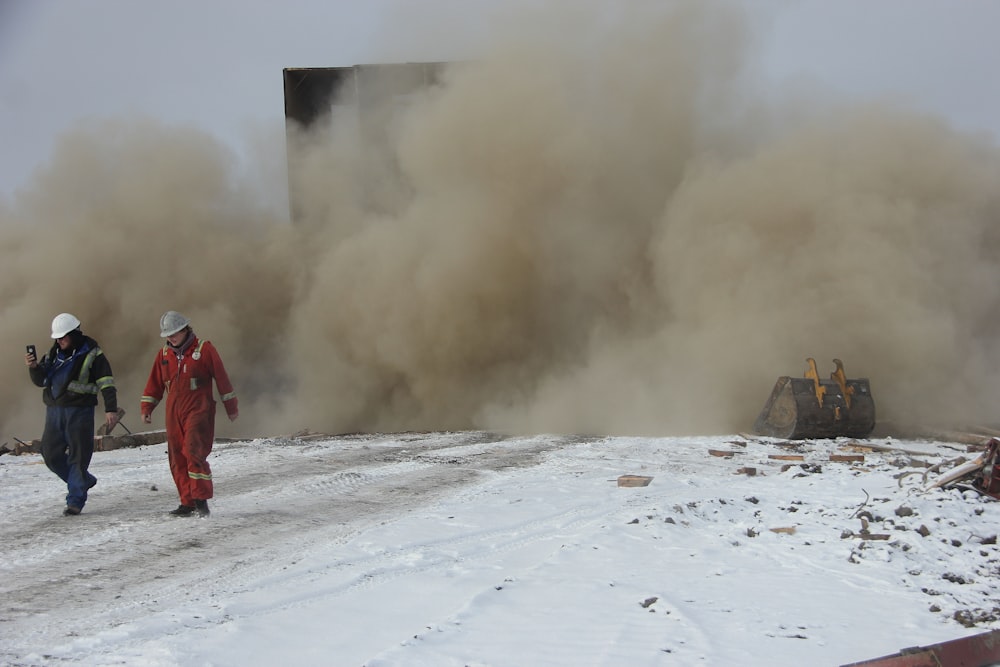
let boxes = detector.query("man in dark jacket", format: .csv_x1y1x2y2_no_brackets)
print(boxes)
26,313,119,516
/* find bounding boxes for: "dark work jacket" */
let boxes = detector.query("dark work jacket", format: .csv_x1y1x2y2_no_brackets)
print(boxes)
29,334,118,413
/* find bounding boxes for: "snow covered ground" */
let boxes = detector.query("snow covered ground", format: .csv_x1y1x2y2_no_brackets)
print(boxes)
1,431,998,666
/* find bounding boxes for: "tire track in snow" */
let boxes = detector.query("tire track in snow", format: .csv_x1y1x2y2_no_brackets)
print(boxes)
0,432,584,664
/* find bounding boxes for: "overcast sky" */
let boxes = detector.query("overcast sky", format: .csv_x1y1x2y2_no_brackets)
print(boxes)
1,0,998,199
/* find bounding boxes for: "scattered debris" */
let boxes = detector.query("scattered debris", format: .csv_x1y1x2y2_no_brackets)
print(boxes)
976,438,1000,498
2,428,246,456
849,490,872,519
926,454,984,490
925,437,1000,499
953,609,1000,628
6,437,38,455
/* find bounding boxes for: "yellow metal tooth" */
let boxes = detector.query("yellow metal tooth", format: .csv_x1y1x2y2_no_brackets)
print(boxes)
805,357,826,408
831,358,855,409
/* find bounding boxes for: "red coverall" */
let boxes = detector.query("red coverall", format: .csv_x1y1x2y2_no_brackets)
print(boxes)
140,336,238,506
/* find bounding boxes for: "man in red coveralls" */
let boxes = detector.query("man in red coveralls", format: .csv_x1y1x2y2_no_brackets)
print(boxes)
141,311,238,517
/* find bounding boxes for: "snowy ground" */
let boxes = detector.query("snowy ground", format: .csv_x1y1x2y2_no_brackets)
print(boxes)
1,431,998,666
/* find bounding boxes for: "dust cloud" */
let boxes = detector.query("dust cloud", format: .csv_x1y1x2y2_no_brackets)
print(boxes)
4,2,1000,442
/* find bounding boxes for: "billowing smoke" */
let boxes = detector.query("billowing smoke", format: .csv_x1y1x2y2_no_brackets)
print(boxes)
3,2,1000,441
0,118,300,439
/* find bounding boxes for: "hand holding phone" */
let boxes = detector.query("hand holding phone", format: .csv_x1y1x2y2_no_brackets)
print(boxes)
26,344,37,363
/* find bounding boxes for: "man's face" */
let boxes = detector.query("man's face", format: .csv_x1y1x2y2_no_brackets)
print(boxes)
55,334,72,351
166,331,187,347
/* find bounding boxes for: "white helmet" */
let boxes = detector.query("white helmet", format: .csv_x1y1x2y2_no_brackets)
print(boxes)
51,313,81,339
159,310,191,337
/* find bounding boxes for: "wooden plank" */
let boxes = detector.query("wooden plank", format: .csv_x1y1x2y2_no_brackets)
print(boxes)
925,453,987,490
769,454,805,461
708,449,739,458
857,532,891,541
95,431,168,452
617,475,653,487
830,454,865,463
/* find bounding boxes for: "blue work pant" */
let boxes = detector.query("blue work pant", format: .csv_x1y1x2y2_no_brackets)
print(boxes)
40,405,96,509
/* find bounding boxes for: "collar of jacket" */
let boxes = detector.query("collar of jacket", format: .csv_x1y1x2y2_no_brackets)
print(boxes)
167,331,196,358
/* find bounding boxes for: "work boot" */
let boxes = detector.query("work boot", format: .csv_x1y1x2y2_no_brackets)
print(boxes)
194,499,210,517
87,473,98,490
63,506,82,516
169,504,195,517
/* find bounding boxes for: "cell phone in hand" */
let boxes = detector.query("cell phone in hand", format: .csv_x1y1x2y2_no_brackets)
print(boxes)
26,344,36,359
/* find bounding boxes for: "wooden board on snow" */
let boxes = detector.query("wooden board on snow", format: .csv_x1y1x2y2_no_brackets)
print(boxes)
617,475,653,487
926,453,987,490
95,431,168,452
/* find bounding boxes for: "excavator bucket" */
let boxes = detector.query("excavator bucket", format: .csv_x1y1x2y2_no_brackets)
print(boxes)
753,358,875,440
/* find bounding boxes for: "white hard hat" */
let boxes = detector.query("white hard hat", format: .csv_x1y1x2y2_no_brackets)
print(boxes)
159,310,191,338
51,313,81,339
